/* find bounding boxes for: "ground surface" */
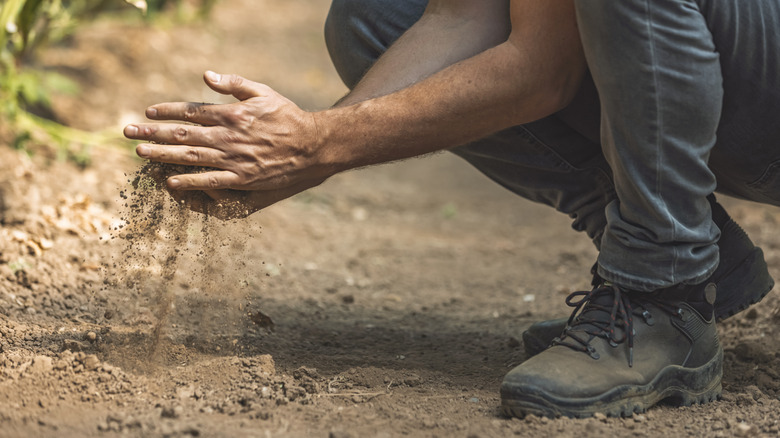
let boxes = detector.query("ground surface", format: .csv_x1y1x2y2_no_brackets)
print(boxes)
1,1,779,437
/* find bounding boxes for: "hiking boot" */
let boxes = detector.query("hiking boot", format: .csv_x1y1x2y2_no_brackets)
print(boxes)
522,197,774,357
501,281,723,418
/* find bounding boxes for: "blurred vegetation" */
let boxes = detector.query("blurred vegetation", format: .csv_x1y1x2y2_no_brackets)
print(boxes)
0,0,216,166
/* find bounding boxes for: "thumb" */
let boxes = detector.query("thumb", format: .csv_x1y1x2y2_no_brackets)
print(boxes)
203,71,269,101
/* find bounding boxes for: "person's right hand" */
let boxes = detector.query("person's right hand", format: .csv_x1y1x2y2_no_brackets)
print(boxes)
124,71,336,219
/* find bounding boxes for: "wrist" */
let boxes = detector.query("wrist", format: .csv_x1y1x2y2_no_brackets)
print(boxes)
309,108,358,176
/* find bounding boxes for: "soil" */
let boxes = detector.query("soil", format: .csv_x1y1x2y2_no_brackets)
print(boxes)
1,0,779,437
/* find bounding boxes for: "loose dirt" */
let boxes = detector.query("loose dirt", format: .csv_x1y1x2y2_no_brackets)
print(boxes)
1,0,779,437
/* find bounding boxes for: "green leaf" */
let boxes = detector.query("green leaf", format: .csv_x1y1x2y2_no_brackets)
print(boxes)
12,131,32,150
18,0,46,48
42,71,80,95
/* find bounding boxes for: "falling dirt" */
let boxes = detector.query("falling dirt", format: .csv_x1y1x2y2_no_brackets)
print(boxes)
1,0,780,437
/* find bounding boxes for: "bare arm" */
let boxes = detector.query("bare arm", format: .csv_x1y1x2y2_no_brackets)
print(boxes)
124,0,586,218
319,0,586,171
338,0,511,106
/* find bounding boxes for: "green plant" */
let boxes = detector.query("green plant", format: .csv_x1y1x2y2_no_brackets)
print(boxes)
1,0,145,163
0,0,216,164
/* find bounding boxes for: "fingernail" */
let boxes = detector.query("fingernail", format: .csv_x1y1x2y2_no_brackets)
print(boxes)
136,144,150,157
125,125,138,136
146,107,158,118
205,70,221,84
169,178,180,189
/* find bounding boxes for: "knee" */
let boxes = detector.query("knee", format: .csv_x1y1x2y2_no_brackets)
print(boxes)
324,0,426,89
324,0,379,89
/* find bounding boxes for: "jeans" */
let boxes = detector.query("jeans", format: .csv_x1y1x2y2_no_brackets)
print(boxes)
575,0,780,289
324,0,780,291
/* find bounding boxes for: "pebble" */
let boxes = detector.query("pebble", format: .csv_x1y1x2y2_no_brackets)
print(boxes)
86,332,97,342
83,354,101,371
735,423,757,437
29,356,53,374
160,404,183,419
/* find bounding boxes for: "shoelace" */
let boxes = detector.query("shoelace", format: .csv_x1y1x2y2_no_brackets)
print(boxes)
551,283,680,367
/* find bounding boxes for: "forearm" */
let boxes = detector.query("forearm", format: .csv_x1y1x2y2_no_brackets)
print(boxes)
318,0,586,173
124,0,585,218
337,0,511,107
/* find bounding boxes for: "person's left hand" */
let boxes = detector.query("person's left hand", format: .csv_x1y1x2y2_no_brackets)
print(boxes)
166,177,326,220
124,71,331,217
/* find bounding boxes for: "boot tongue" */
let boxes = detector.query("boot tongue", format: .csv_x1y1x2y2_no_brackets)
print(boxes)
567,284,629,340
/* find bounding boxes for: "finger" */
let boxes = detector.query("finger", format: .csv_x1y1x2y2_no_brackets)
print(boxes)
124,123,217,146
144,102,221,125
167,170,243,191
203,71,271,101
135,143,226,167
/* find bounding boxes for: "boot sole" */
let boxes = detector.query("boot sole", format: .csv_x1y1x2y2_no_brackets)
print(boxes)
501,347,723,418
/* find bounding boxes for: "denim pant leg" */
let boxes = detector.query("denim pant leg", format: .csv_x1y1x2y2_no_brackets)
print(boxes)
325,0,614,247
698,0,780,206
575,0,723,291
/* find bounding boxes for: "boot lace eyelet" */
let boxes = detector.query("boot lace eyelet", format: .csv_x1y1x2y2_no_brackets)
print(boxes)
641,310,655,326
553,283,687,367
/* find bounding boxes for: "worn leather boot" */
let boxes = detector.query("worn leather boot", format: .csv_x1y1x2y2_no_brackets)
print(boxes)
502,281,722,418
522,197,774,357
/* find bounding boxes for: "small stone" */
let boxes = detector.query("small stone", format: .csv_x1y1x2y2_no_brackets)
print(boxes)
86,332,97,342
29,356,53,374
83,354,100,371
735,423,757,437
161,405,181,419
403,374,422,387
593,412,607,421
177,385,196,400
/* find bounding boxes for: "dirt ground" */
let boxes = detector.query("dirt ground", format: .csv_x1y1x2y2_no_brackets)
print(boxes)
1,0,780,437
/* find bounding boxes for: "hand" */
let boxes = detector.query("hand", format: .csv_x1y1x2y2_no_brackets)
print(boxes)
168,179,325,221
124,71,331,216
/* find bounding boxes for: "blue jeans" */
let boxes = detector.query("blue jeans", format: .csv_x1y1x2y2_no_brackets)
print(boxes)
575,0,780,290
324,0,780,291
